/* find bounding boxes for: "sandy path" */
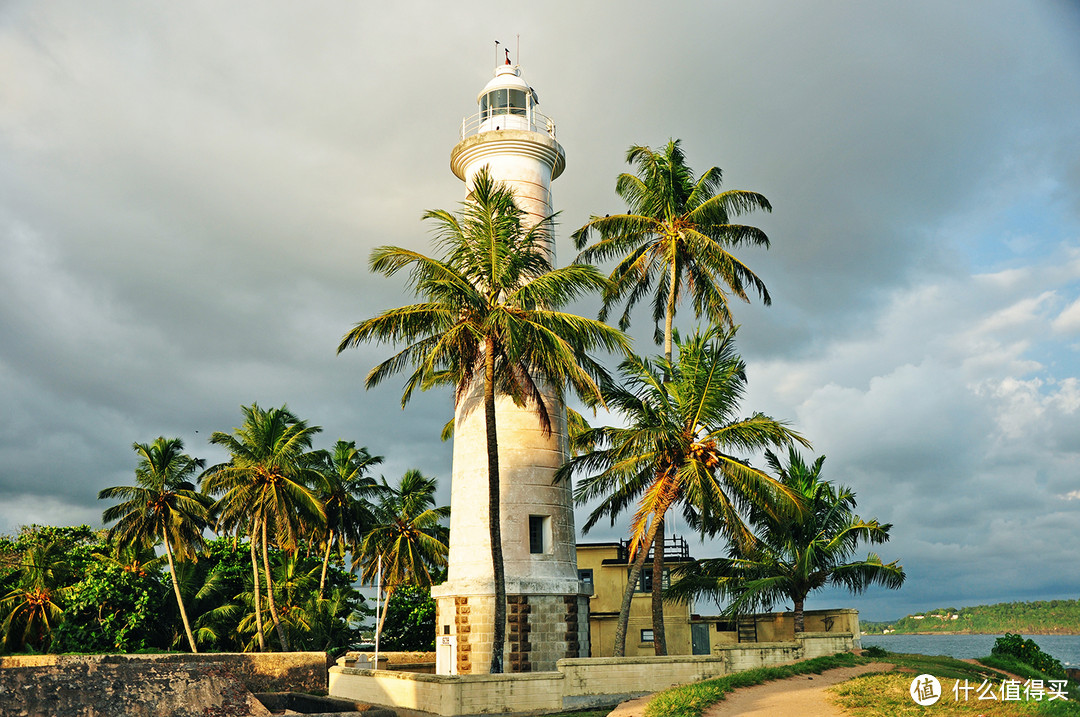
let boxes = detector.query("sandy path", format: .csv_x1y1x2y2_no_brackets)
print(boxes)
607,662,893,717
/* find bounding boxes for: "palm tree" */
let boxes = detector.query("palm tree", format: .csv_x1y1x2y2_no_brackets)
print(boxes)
99,437,210,653
356,469,449,639
313,441,384,598
338,167,629,672
573,139,774,653
558,327,807,656
201,403,326,651
0,540,70,652
92,541,166,578
668,448,905,633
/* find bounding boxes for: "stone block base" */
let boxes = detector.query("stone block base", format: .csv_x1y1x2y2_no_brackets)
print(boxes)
435,592,589,673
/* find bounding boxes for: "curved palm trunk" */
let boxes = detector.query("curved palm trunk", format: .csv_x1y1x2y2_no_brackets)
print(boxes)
319,529,334,599
649,256,679,655
261,518,291,651
250,523,266,652
375,584,396,640
485,335,507,674
650,519,667,655
614,516,665,656
162,532,198,653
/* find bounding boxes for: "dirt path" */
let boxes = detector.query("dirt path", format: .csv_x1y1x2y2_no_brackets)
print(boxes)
606,662,893,717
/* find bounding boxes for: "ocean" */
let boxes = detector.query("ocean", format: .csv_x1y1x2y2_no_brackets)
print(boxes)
859,633,1080,667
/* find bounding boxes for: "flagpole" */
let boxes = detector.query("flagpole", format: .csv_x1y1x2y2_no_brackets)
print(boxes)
374,555,382,668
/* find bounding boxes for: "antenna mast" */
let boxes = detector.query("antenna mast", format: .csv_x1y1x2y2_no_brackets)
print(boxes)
494,39,500,67
516,34,520,66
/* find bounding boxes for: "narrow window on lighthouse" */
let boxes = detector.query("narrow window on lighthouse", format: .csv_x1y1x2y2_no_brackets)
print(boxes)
529,515,550,554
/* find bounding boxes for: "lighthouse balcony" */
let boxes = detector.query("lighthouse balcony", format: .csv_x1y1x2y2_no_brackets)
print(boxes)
460,107,557,140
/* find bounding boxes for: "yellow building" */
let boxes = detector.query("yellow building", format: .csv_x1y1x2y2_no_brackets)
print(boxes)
576,540,862,657
576,538,698,657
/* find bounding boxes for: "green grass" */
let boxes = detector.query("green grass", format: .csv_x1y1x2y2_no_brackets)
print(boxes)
830,652,1080,717
643,652,865,717
637,650,1079,717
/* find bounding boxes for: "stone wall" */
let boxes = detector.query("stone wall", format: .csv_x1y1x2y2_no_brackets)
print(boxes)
329,632,856,716
0,652,328,693
0,652,328,717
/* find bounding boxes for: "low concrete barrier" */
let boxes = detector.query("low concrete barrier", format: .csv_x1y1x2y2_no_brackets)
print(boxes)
329,632,855,716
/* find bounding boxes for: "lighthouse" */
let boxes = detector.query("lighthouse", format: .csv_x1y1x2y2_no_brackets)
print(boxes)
430,61,589,675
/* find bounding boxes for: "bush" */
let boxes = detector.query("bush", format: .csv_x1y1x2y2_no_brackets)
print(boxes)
990,633,1065,678
862,645,888,658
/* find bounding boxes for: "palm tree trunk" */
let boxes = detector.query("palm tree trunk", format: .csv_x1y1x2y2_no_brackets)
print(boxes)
319,529,334,599
162,532,198,653
613,516,665,656
650,519,667,655
262,517,291,651
375,585,396,640
250,523,266,652
793,596,805,634
652,251,678,655
664,248,677,363
485,334,506,674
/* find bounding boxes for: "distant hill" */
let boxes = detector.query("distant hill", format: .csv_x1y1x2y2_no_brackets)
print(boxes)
861,599,1080,635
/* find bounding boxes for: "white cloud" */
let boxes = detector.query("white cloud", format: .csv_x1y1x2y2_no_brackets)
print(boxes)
1052,297,1080,334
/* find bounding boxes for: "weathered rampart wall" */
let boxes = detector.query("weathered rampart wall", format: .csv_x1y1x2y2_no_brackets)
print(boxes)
0,652,327,717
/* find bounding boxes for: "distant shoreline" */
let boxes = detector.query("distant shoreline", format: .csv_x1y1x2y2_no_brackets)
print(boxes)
865,630,1080,636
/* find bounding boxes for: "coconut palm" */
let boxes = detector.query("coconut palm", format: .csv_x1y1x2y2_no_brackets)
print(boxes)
668,447,905,633
312,441,384,598
201,403,326,651
573,139,774,653
572,139,773,359
356,469,449,639
338,167,629,672
558,327,807,656
92,541,166,578
99,437,210,653
0,540,71,652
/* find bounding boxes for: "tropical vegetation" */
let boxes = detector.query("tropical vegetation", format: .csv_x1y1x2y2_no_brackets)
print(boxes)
559,326,807,655
990,633,1067,679
1,404,447,656
668,447,905,632
573,140,774,653
338,166,629,672
357,469,449,638
202,403,327,651
99,437,210,652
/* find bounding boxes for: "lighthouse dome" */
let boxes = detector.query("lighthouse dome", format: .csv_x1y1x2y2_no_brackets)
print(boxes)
478,65,531,99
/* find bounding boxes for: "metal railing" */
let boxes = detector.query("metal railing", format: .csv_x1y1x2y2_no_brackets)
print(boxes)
617,535,691,562
459,108,557,141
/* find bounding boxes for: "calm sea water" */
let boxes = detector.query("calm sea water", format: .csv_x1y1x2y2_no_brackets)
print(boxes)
859,633,1080,667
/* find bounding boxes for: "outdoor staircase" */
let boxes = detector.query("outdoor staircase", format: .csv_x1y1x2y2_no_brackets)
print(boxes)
737,616,758,643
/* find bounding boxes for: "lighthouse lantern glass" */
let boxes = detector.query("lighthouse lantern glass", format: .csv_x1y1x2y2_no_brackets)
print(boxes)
480,88,527,121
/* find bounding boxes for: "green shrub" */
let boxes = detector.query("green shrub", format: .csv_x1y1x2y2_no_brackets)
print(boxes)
991,633,1065,678
861,645,888,658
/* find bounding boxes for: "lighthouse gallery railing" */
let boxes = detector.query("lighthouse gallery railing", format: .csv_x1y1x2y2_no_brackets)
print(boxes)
459,108,558,141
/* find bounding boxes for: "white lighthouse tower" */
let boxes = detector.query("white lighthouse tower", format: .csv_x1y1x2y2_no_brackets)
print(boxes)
430,61,589,675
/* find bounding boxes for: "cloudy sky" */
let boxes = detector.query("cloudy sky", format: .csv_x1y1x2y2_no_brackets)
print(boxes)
2,1,1079,622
